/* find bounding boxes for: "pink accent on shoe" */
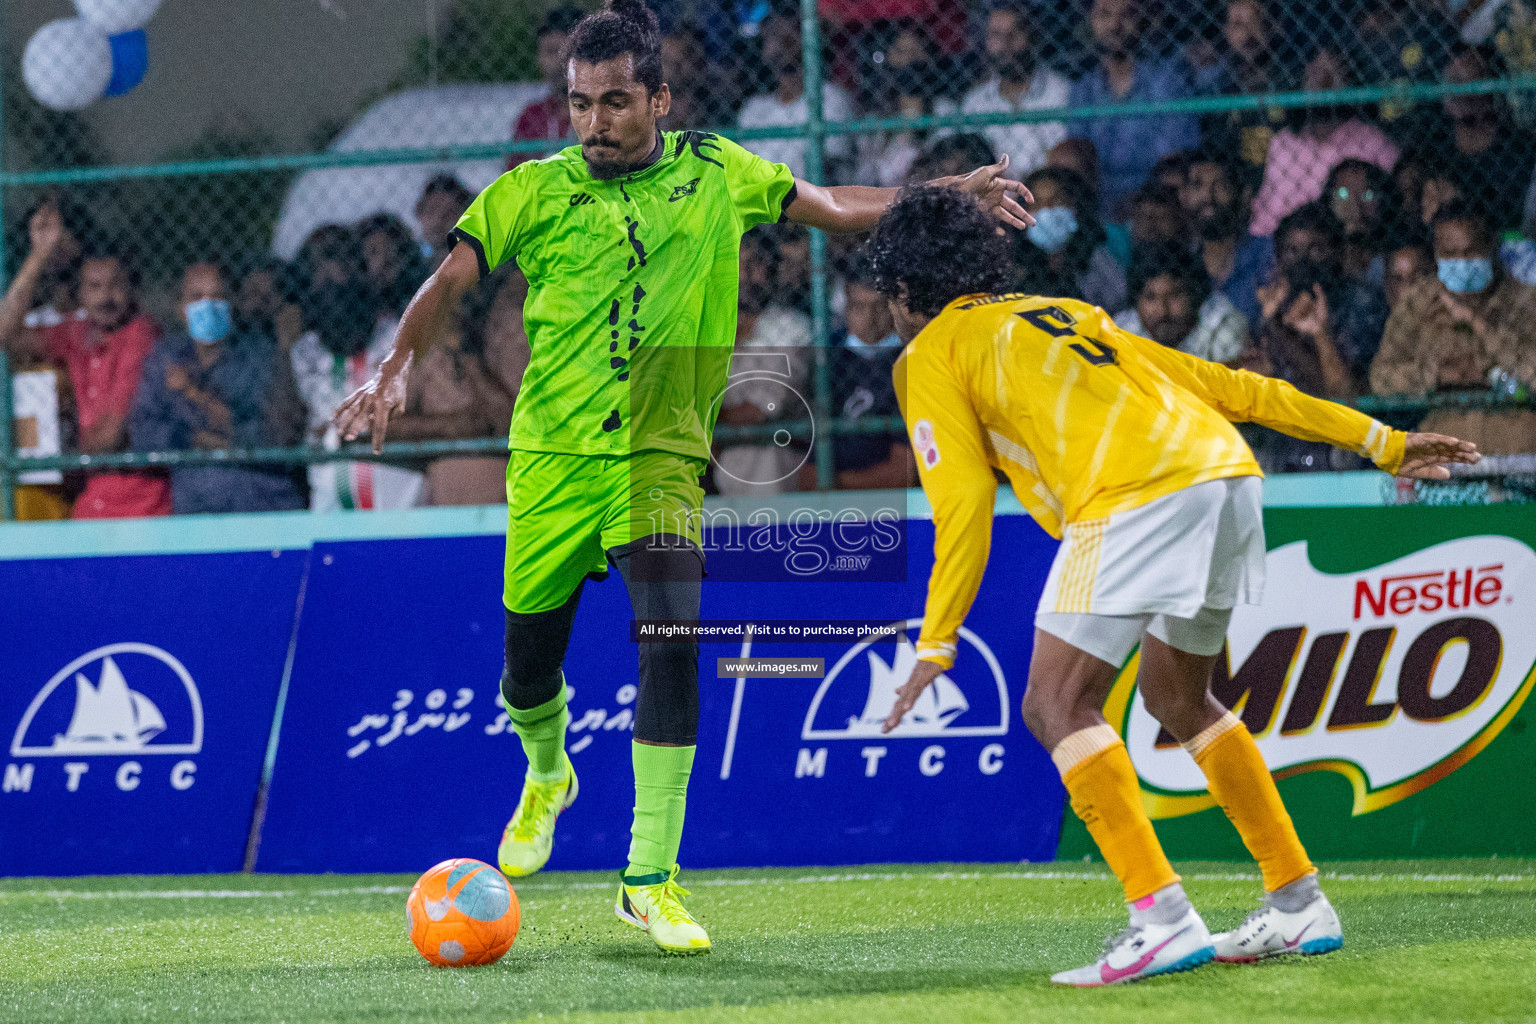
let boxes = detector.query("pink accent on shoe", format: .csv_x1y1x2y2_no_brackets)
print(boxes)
1133,894,1156,911
1098,926,1190,984
1284,921,1315,949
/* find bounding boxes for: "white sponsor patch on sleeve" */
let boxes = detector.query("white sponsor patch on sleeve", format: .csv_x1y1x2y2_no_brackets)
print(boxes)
912,419,940,469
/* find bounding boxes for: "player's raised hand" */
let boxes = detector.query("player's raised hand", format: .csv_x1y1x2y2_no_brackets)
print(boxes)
334,349,414,455
941,155,1035,230
882,658,947,734
1398,432,1481,480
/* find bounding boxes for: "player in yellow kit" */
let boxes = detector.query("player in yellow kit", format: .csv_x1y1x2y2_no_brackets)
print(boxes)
867,186,1481,986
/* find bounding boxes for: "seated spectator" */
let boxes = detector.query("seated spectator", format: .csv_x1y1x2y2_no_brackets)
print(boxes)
508,5,584,169
714,230,812,497
1045,137,1100,194
5,194,90,520
1114,243,1248,362
128,261,307,515
414,174,473,272
659,24,718,130
1125,181,1185,255
1250,46,1399,236
234,256,298,347
1179,152,1275,330
1371,200,1536,455
1385,243,1434,311
1325,158,1408,289
1349,0,1458,89
0,207,167,519
1438,44,1534,233
1147,150,1196,192
14,192,89,330
1247,201,1388,399
1203,0,1292,176
773,222,813,312
855,20,958,187
1067,0,1200,216
907,132,996,183
359,213,427,318
1013,166,1127,313
392,271,519,506
800,264,913,490
739,9,856,180
289,225,425,512
958,3,1070,180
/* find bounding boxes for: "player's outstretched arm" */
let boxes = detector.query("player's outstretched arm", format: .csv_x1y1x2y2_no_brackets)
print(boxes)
1113,321,1481,477
785,156,1034,233
334,243,480,454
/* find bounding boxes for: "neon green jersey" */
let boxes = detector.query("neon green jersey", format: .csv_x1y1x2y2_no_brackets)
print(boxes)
451,130,796,460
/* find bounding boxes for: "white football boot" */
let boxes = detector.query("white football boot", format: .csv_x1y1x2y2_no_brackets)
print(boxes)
1052,907,1216,986
1213,893,1344,962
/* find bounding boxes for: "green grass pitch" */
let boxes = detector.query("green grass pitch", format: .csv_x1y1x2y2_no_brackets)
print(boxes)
2,859,1532,1023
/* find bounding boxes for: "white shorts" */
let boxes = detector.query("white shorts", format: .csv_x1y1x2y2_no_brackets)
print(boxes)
1035,476,1266,666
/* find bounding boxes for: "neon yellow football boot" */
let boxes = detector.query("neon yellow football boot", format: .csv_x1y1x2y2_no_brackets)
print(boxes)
614,864,712,954
497,757,577,878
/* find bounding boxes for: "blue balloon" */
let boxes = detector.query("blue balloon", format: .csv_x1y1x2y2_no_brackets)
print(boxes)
104,29,147,97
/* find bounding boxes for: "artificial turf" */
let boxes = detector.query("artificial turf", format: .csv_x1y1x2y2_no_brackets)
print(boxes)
1,859,1532,1024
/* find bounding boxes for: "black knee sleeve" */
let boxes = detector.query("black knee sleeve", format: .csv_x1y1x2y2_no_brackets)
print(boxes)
501,582,583,711
609,538,703,745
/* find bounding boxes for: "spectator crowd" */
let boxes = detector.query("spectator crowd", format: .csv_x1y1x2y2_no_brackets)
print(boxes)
6,0,1536,518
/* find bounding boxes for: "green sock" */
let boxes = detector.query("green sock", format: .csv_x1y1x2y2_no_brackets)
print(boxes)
626,742,696,879
506,683,569,783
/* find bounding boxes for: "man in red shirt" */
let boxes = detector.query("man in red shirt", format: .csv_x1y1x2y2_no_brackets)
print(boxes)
0,204,169,519
508,6,585,169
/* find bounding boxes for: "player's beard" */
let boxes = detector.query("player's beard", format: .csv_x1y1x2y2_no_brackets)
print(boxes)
582,130,661,180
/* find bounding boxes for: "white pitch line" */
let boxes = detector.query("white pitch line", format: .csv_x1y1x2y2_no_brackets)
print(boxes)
4,869,1530,901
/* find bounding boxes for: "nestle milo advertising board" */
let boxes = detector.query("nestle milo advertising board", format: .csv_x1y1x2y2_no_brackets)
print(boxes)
1059,504,1536,860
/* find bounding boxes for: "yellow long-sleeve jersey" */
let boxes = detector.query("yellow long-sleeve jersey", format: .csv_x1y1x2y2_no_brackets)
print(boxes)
895,294,1406,669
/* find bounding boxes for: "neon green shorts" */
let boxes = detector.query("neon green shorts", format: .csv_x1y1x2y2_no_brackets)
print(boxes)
504,449,706,614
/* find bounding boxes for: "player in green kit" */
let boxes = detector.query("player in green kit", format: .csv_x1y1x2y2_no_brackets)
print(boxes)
335,0,1031,955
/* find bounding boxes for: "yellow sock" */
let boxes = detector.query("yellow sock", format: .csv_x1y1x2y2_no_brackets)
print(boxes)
1054,724,1180,904
1186,712,1315,892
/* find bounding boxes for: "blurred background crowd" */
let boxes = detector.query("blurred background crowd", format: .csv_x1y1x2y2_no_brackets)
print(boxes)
3,0,1536,519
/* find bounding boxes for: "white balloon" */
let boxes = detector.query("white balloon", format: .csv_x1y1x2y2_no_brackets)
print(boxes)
23,19,113,112
74,0,164,36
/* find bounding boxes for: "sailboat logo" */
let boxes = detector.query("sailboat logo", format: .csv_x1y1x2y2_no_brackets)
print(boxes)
10,643,203,757
801,620,1009,739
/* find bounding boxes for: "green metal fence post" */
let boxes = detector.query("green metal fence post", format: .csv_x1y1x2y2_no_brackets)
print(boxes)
0,23,14,524
800,0,836,492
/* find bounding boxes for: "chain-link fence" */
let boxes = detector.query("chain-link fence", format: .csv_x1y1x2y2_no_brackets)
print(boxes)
3,0,1536,519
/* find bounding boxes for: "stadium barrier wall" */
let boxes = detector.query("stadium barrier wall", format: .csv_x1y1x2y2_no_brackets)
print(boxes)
1,480,1532,876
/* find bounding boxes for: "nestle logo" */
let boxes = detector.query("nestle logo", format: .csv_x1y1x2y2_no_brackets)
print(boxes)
1353,564,1504,619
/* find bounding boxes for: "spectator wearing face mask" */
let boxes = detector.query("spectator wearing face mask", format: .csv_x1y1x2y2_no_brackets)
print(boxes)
1,207,167,519
1013,166,1127,313
958,3,1071,182
801,266,913,490
1180,152,1274,330
128,262,307,514
1114,244,1248,363
1372,200,1536,455
289,225,425,512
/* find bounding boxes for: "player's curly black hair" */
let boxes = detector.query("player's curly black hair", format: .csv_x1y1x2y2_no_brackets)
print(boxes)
862,185,1013,317
567,0,664,94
